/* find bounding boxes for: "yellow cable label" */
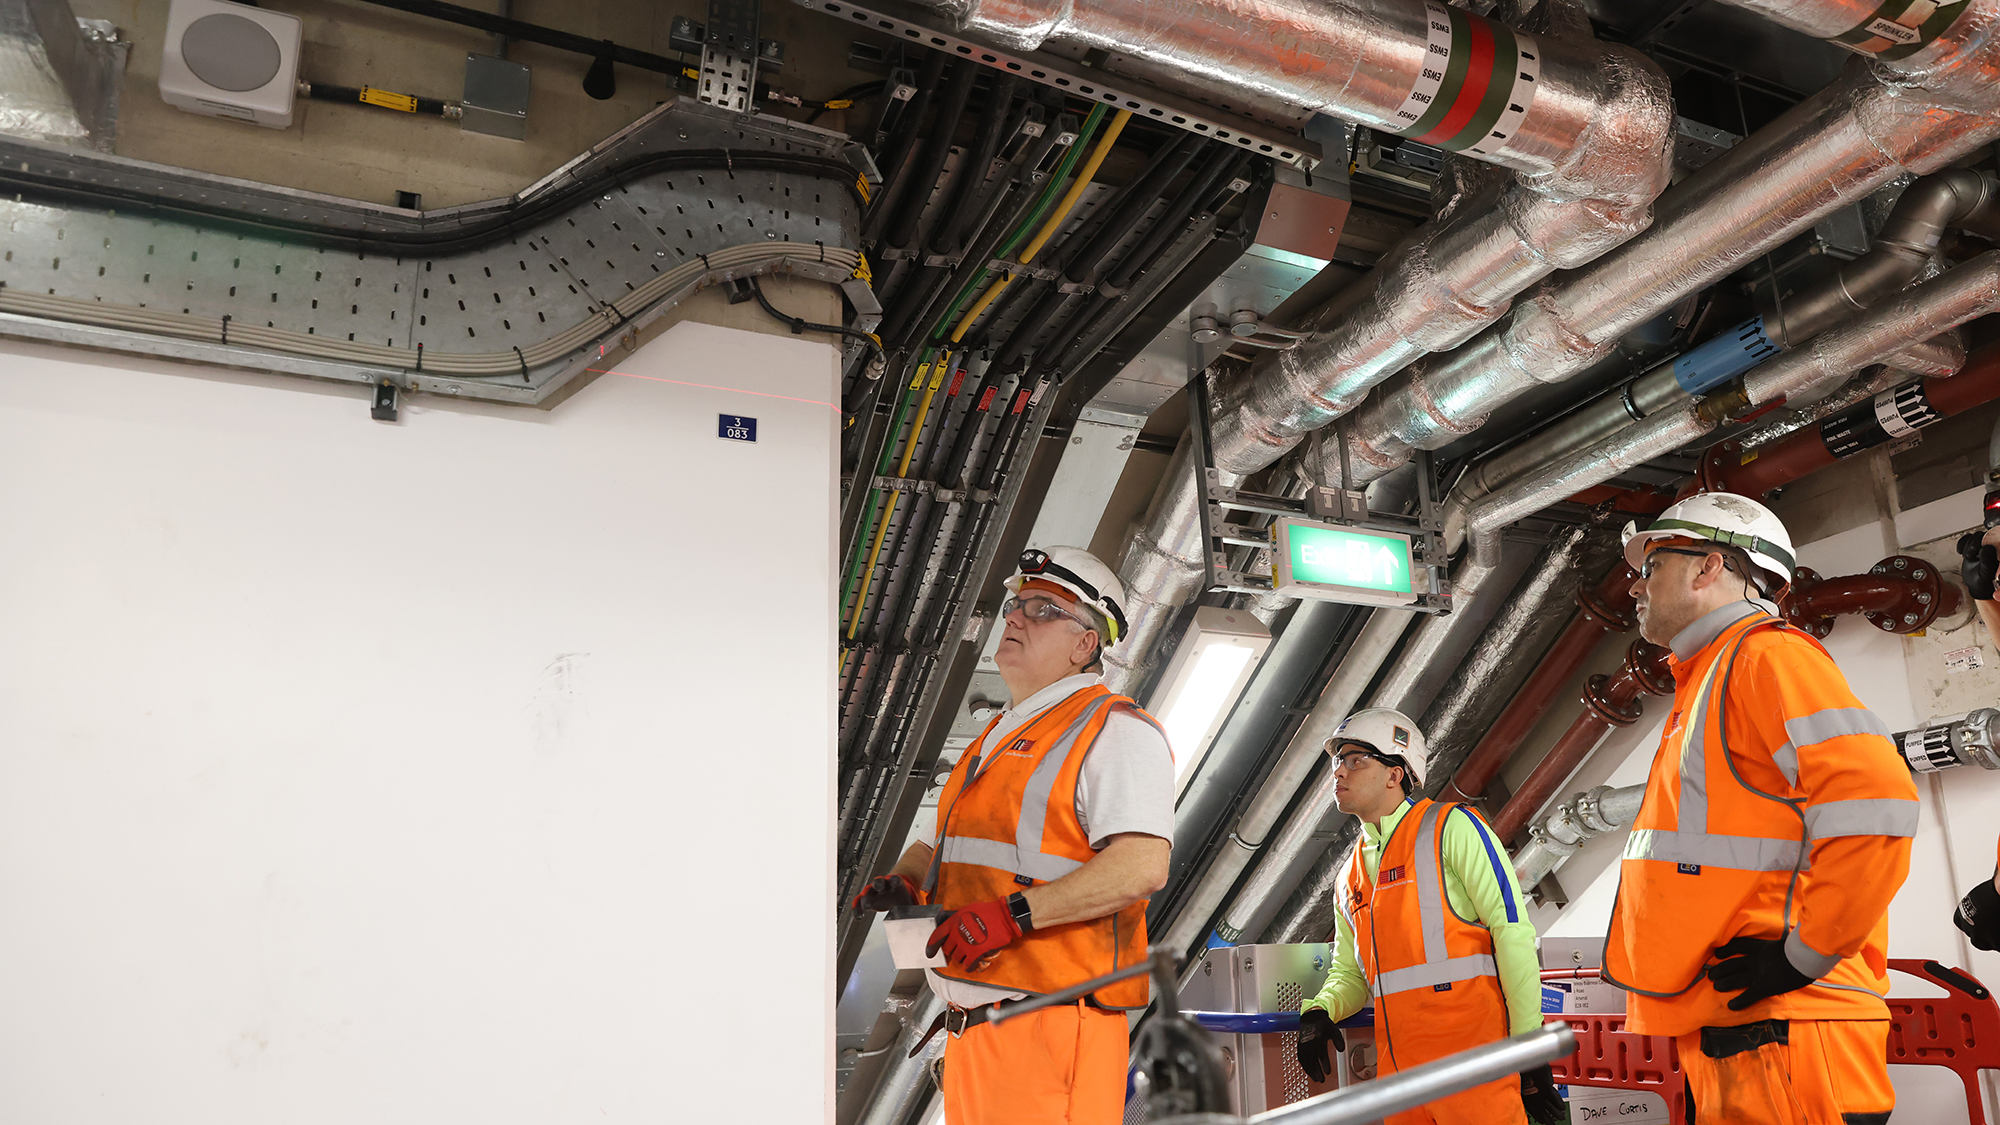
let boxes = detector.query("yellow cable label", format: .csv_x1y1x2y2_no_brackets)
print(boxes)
855,252,874,284
929,354,948,391
825,99,854,110
361,87,418,113
909,361,931,391
856,175,873,204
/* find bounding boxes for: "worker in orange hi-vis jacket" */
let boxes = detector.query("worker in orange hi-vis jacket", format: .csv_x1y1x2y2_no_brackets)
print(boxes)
1603,492,1918,1125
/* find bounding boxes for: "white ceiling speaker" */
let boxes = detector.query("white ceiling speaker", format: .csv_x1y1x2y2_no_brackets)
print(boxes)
159,0,303,129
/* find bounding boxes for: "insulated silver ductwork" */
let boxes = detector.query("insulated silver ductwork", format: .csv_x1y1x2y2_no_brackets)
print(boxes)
857,993,946,1125
1439,168,1999,547
913,0,1678,689
1466,251,2000,566
1331,9,2000,489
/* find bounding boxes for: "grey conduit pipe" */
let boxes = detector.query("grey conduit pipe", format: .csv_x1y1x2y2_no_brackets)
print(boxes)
1158,607,1414,959
1200,557,1503,951
1465,251,2000,569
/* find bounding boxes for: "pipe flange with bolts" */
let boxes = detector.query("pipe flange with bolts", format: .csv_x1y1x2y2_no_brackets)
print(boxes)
1865,555,1944,633
1784,566,1838,638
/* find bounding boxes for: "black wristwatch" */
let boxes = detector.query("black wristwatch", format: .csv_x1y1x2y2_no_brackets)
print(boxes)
1006,891,1036,932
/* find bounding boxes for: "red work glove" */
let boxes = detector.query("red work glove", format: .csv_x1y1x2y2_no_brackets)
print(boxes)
851,873,920,913
926,899,1022,969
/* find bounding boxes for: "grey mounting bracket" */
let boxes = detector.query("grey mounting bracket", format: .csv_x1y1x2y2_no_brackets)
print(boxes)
697,0,763,114
1183,357,1450,612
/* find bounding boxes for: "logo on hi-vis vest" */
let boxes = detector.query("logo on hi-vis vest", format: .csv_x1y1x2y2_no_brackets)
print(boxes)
1379,865,1408,886
998,738,1035,760
1678,863,1702,875
1432,982,1454,992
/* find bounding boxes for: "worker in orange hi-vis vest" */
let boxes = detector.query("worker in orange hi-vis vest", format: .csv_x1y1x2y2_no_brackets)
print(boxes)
1295,709,1565,1125
1605,493,1919,1125
847,547,1175,1125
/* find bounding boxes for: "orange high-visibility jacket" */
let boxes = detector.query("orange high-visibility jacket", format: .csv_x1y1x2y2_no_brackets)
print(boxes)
924,683,1168,1009
1339,798,1511,1073
1604,604,1918,1037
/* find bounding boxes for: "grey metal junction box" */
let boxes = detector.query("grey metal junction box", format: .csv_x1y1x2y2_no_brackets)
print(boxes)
462,53,530,140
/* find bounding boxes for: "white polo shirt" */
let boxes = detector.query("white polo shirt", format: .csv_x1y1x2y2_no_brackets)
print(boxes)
925,673,1175,1007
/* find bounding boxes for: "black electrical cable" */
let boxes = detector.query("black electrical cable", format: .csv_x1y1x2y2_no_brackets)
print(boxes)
0,149,868,256
1060,131,1207,285
302,81,455,117
930,75,1019,258
345,0,681,76
746,277,885,374
864,51,949,243
884,62,980,254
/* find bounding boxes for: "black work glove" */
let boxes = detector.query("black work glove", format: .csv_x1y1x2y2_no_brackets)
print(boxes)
1521,1062,1567,1124
1707,935,1817,1011
850,873,919,913
1295,1007,1345,1084
1960,532,1998,602
1957,873,2000,952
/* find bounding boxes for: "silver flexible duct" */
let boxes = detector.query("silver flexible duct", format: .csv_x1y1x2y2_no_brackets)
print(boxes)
1159,608,1413,959
1335,19,2000,488
1466,250,2000,567
1439,169,1996,546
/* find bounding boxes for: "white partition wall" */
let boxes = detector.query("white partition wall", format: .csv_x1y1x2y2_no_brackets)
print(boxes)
0,325,838,1123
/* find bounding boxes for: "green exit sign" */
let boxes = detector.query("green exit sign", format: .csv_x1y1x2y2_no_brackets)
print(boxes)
1273,518,1419,606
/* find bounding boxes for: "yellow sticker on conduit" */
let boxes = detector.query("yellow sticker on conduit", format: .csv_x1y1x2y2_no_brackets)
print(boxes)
361,87,418,113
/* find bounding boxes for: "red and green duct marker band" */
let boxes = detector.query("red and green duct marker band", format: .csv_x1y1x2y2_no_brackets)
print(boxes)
1830,0,1973,60
1389,0,1541,157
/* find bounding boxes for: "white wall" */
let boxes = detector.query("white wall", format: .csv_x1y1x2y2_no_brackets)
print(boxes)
1533,479,2000,1122
0,326,838,1123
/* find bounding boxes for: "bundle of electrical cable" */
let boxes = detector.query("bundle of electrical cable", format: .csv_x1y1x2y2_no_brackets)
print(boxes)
0,242,863,378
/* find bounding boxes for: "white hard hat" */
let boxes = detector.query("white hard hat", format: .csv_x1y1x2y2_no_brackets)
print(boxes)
1327,708,1428,788
1621,492,1796,594
1005,546,1129,650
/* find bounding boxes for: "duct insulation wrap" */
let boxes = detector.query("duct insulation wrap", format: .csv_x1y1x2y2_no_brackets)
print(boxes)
1331,27,2000,491
1465,250,2000,568
0,0,122,148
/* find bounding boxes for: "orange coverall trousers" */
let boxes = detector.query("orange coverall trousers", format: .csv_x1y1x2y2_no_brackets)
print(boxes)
1678,1018,1893,1124
941,1002,1128,1125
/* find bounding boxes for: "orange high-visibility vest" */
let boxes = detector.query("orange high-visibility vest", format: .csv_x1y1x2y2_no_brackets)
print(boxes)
1339,798,1511,1074
1604,608,1918,1036
924,683,1168,1009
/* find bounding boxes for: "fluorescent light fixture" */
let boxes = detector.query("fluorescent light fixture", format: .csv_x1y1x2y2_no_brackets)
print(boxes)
1150,606,1272,792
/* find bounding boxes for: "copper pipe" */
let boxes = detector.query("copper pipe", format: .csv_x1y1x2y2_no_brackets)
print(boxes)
1441,562,1637,804
1492,639,1670,839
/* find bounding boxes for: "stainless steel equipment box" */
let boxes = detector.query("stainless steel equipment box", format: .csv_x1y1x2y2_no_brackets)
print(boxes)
462,53,529,140
1177,943,1379,1117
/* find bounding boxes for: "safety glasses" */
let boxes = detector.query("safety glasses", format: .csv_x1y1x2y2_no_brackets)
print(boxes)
1001,595,1095,631
1639,546,1743,581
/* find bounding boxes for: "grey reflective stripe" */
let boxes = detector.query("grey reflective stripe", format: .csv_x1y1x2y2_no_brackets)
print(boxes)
1677,657,1726,833
1372,954,1499,998
938,834,1086,881
1412,802,1449,965
1364,803,1500,1001
1014,697,1116,861
1624,827,1802,872
1772,741,1800,787
1784,706,1893,752
1803,798,1919,840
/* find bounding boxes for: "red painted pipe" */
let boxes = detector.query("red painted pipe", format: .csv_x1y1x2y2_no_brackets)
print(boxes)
1441,562,1638,804
1492,639,1671,839
1783,556,1962,636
